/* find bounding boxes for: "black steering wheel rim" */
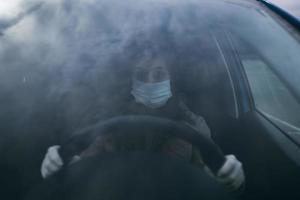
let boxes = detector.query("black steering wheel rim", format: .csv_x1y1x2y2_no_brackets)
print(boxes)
59,115,225,174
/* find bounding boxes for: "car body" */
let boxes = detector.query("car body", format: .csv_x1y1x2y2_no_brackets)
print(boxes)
259,0,300,31
0,0,300,199
266,0,300,19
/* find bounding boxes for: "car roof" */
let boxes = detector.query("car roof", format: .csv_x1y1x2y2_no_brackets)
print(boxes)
267,0,300,19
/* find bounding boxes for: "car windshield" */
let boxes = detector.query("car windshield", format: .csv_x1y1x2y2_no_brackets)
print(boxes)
1,0,300,196
1,0,300,139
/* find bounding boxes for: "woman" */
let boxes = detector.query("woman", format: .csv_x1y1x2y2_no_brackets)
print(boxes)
41,56,245,192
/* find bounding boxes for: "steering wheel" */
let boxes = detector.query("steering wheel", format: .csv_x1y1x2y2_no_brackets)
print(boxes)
26,115,235,200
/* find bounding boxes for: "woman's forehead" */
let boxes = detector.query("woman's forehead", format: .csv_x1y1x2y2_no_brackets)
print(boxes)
136,57,167,69
135,65,167,72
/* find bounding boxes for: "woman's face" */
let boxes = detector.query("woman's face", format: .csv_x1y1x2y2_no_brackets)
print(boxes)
133,60,170,83
131,60,173,109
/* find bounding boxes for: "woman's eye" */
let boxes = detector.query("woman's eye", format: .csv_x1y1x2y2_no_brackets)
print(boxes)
134,70,148,81
152,68,168,81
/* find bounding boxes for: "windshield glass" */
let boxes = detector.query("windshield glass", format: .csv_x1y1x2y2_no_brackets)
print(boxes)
1,0,299,137
1,0,300,197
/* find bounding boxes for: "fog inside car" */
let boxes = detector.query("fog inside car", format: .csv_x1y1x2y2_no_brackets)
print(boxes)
1,0,300,200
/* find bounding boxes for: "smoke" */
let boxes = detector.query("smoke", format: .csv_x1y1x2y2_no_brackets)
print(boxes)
0,0,43,33
0,0,300,179
0,0,212,135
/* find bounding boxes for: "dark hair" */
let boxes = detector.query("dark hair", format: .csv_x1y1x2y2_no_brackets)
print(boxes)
124,31,179,90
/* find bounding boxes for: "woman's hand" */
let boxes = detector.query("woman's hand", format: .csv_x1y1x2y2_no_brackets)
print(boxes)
40,145,64,178
41,145,82,178
217,155,245,191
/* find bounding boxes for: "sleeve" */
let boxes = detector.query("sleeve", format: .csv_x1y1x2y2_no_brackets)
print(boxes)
177,97,213,168
178,99,212,139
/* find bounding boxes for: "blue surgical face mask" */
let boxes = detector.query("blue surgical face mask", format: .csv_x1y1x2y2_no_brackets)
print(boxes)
131,79,172,109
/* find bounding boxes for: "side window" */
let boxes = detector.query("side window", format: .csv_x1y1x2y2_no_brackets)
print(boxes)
242,59,300,135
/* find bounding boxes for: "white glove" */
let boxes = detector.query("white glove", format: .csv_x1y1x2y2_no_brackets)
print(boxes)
217,155,245,191
41,145,64,179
